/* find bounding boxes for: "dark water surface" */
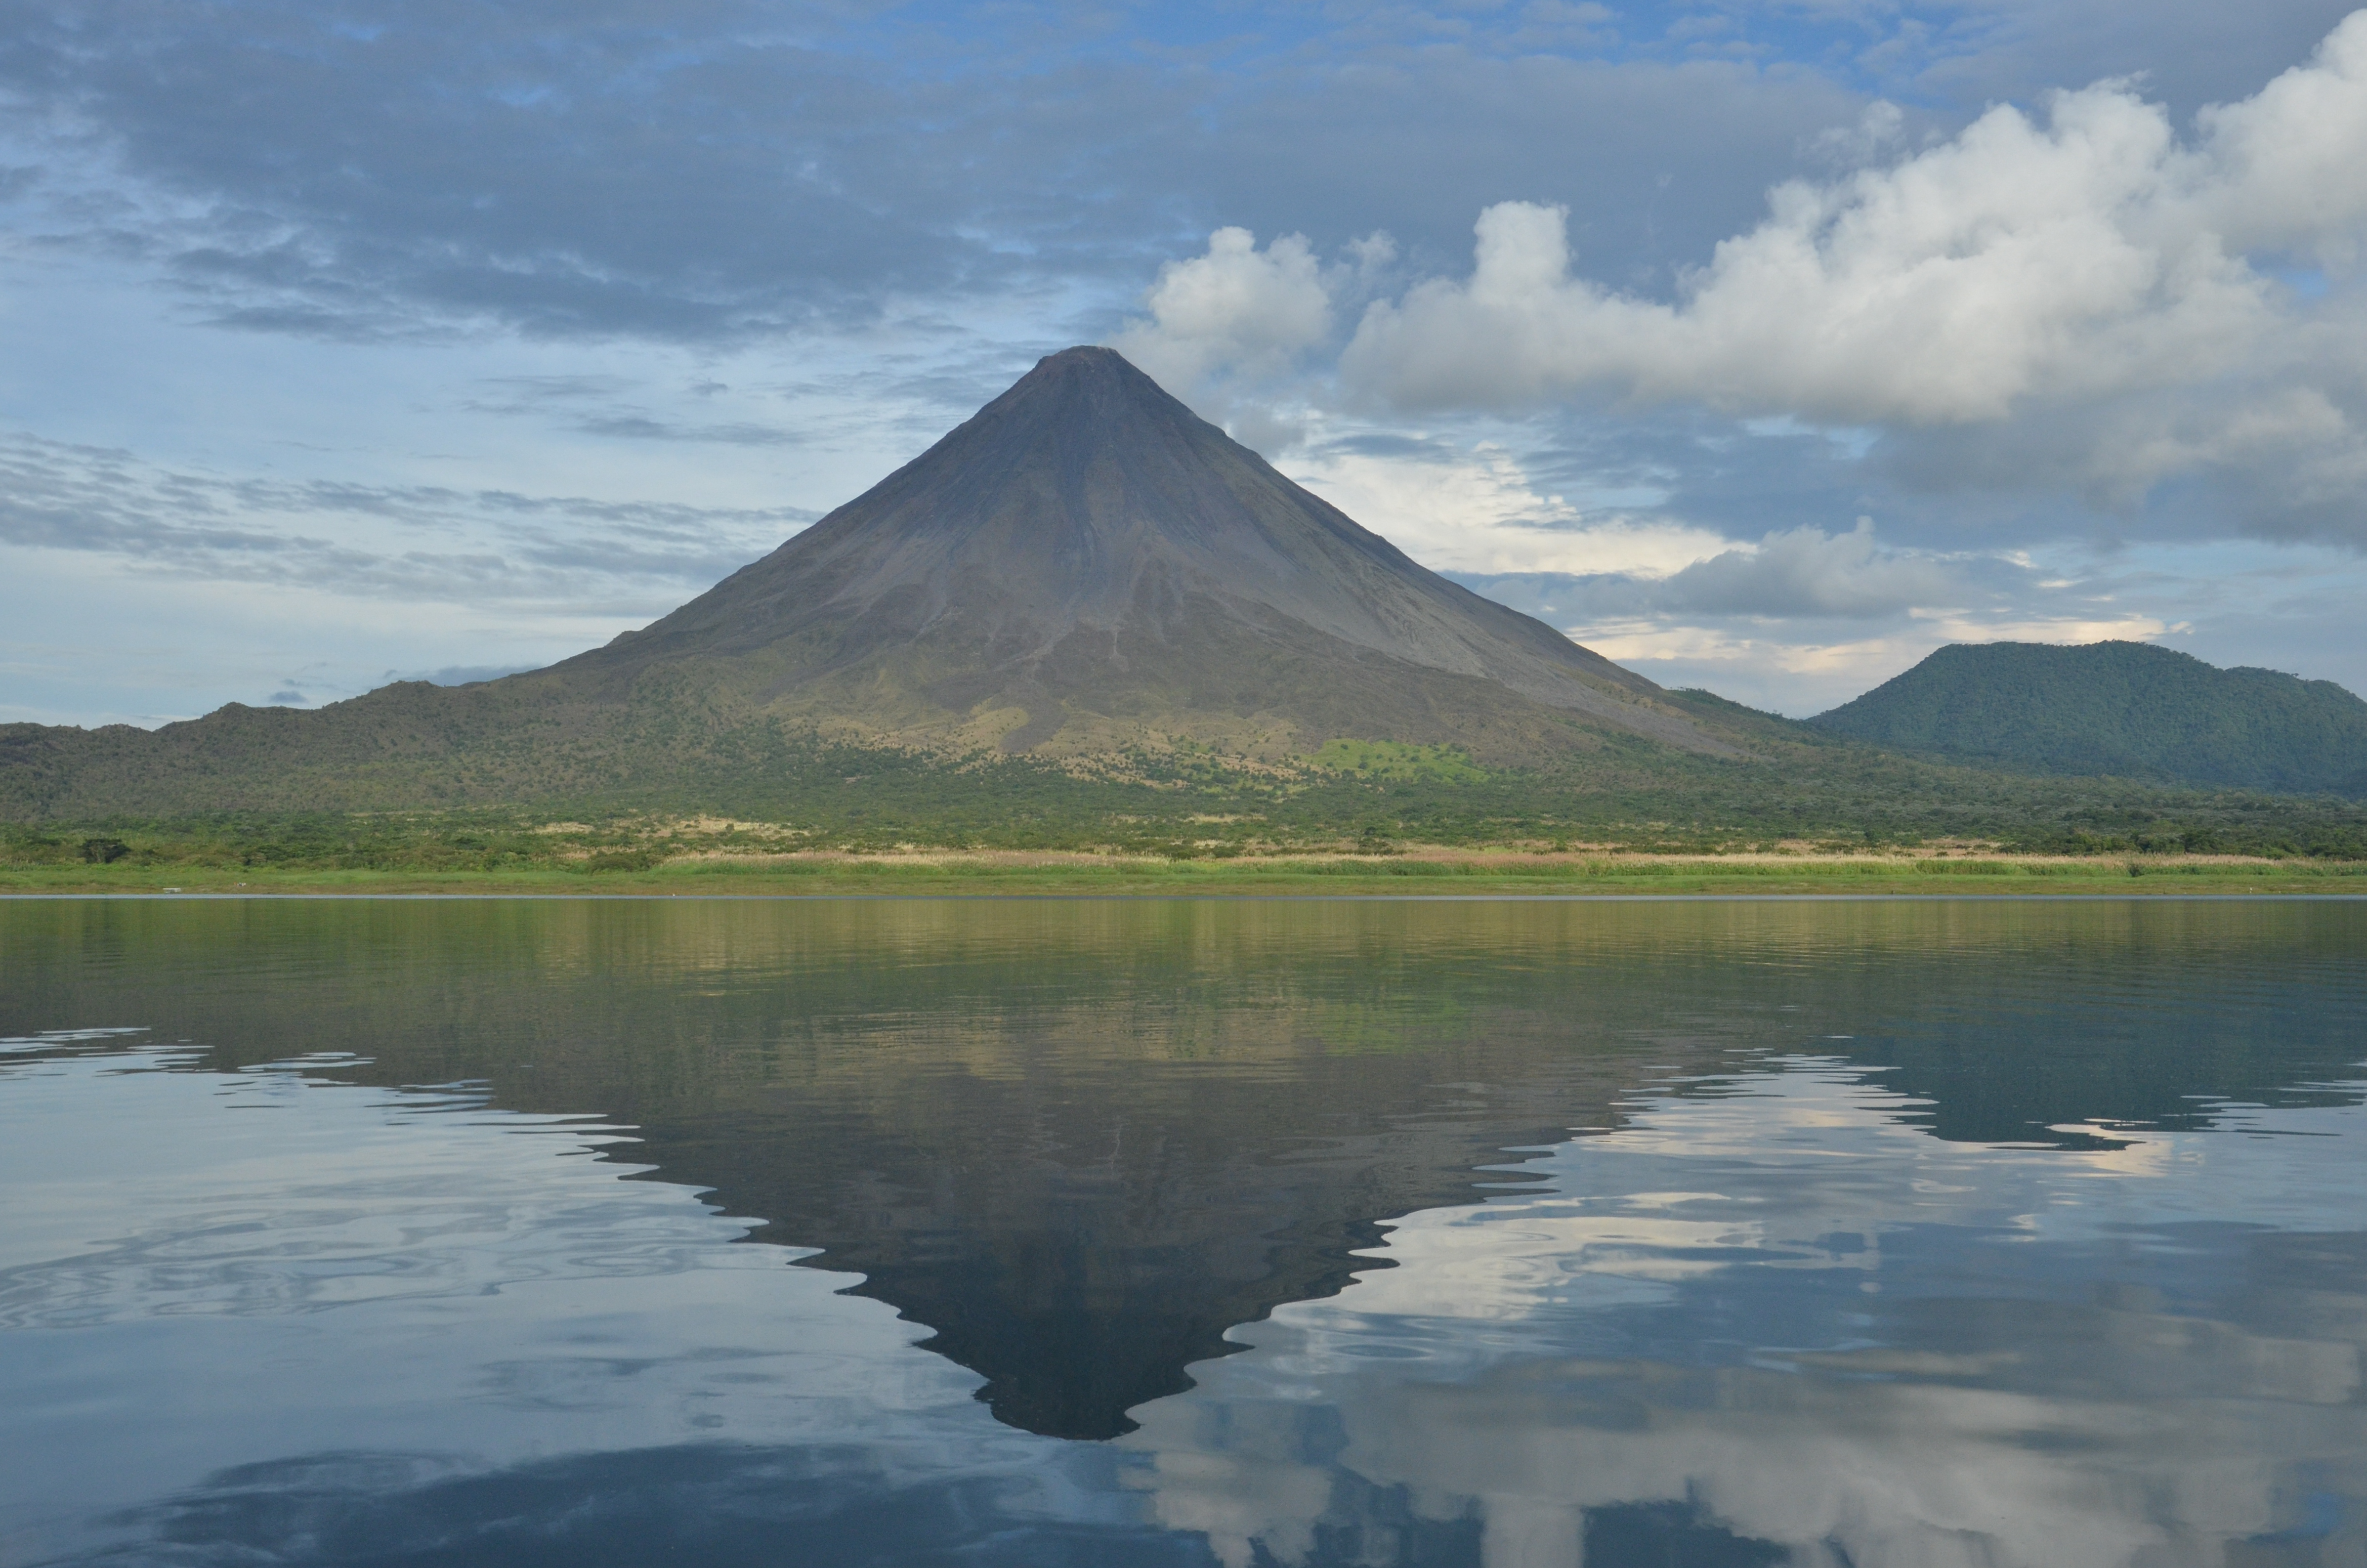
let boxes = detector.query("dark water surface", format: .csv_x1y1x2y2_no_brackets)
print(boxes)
2,897,2364,1566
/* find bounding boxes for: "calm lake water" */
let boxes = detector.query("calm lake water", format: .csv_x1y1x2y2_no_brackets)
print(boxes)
3,896,2364,1567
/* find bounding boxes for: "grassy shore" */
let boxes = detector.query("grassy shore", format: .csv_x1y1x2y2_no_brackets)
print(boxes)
7,850,2364,897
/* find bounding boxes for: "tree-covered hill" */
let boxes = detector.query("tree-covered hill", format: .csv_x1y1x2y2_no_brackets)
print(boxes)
1808,642,2367,796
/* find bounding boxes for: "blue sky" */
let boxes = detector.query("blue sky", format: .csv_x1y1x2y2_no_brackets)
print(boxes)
4,0,2365,723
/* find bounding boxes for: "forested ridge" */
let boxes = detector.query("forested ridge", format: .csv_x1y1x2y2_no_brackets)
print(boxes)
1811,641,2367,795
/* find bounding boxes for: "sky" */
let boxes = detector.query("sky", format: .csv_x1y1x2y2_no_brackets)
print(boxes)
4,0,2366,726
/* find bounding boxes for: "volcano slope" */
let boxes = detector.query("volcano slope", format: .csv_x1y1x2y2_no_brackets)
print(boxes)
4,347,1747,819
578,346,1721,761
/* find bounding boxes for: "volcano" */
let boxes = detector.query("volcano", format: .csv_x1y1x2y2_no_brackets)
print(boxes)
3,347,1739,817
552,346,1722,759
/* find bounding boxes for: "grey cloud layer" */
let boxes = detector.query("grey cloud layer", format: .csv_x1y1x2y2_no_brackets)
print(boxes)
0,433,808,607
1651,521,1965,618
0,1,1893,341
1451,523,2009,626
463,377,811,446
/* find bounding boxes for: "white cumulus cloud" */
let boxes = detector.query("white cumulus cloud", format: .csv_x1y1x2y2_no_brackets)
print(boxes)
1111,227,1333,404
1283,440,1728,576
1320,11,2367,540
1338,39,2365,423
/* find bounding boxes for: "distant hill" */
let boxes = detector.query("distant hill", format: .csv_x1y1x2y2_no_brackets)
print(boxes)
1,348,1741,819
1810,642,2367,795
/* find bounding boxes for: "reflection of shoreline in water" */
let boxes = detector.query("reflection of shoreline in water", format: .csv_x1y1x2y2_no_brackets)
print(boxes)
1125,1065,2367,1568
4,899,2365,1565
3,899,2363,1446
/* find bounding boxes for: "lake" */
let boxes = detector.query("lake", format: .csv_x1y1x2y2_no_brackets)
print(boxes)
3,896,2364,1566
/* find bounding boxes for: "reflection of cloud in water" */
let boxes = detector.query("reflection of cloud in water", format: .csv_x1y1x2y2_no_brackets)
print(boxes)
1124,1062,2367,1568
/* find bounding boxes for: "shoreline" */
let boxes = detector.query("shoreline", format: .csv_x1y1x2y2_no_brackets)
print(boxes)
5,850,2363,898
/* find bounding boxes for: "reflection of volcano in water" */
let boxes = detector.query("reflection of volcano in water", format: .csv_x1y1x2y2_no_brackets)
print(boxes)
21,1022,2367,1568
629,1058,1641,1439
7,898,2366,1446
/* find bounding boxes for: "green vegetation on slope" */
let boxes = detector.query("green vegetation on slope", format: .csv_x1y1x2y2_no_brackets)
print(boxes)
9,662,2367,868
1308,739,1488,783
1809,641,2367,795
5,711,2365,873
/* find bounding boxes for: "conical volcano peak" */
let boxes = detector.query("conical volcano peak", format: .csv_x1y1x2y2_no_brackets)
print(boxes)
569,347,1730,761
896,344,1227,510
1004,344,1174,404
1017,343,1156,388
942,346,1199,447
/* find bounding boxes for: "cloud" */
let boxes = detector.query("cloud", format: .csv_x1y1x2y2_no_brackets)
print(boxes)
463,376,805,445
393,664,540,686
1277,419,2066,710
1342,94,2277,422
1112,228,1332,395
1276,421,2104,712
0,2,1866,345
1895,0,2365,124
0,432,809,607
1656,518,1963,617
1438,515,2207,713
2194,11,2367,250
1109,226,1343,450
1283,435,1729,575
1126,1058,2367,1568
12,0,2367,727
1326,13,2367,540
1562,613,2178,712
